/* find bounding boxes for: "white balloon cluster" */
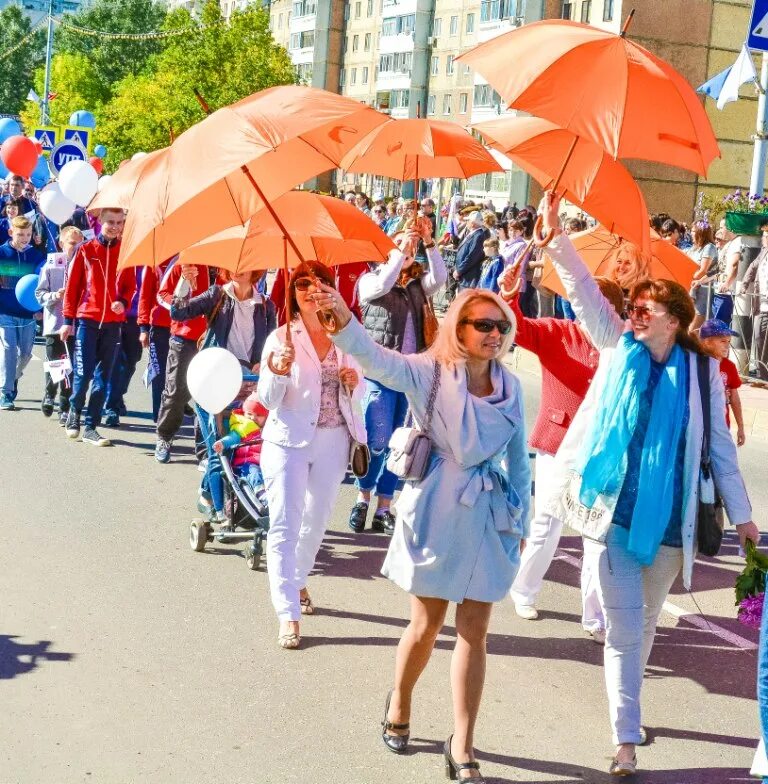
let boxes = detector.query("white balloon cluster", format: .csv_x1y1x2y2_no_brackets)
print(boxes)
39,183,76,225
187,348,244,414
38,159,100,225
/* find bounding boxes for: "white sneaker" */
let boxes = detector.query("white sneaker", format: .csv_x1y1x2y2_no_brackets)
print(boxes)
515,603,539,620
590,628,606,645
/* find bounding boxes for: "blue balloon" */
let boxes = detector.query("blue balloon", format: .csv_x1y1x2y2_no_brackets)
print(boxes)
0,158,8,179
15,274,42,313
30,155,50,188
69,110,96,129
0,118,21,142
93,144,107,159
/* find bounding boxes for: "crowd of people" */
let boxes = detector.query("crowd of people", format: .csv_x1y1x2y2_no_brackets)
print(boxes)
0,173,763,780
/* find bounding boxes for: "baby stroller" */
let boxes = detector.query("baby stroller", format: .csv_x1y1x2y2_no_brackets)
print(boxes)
189,374,270,571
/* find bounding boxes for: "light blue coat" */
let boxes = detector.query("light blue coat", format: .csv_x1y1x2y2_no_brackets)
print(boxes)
333,318,531,603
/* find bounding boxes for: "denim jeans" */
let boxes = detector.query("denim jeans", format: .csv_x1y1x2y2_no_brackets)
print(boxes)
70,319,121,428
357,379,408,499
105,317,143,414
583,525,683,745
712,293,734,326
149,326,170,422
0,315,35,396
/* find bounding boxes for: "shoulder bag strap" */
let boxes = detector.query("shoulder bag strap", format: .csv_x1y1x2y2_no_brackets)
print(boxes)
422,361,441,435
696,353,712,479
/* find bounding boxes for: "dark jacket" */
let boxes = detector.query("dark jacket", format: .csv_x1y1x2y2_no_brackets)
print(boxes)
362,278,428,353
455,227,490,288
170,284,277,367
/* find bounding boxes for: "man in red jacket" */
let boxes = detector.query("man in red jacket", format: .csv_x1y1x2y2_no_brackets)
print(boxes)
60,209,135,446
154,262,209,463
137,260,172,422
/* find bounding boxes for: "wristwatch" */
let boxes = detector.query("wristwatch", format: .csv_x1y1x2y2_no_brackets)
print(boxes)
424,241,435,249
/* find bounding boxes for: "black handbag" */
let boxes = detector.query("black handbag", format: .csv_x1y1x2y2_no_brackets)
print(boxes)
696,354,725,557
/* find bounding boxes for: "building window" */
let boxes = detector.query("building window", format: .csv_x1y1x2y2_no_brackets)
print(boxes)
362,66,369,84
427,94,436,115
459,92,468,113
466,12,475,33
343,35,348,52
391,88,410,108
446,55,455,75
431,17,442,36
431,55,439,75
443,94,452,115
561,1,573,19
355,1,361,17
382,13,416,35
290,30,315,48
344,2,349,20
340,68,346,86
296,63,313,83
364,32,371,50
580,0,591,22
603,0,614,20
464,64,471,76
480,0,524,22
353,34,359,51
291,0,316,16
449,15,458,35
367,0,373,14
278,13,283,27
473,83,501,108
351,67,357,85
379,52,414,74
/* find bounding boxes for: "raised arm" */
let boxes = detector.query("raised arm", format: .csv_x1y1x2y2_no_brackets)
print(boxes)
420,245,448,296
169,285,220,322
357,249,406,305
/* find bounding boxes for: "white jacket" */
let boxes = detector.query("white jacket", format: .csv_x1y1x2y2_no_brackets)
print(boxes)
545,233,752,589
257,320,367,448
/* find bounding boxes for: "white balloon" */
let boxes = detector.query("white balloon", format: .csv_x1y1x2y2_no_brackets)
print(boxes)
187,347,243,414
97,175,113,192
132,151,147,160
58,159,99,206
39,183,76,225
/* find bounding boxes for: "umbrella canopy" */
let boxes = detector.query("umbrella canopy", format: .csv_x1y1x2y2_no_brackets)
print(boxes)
174,191,395,272
473,116,650,252
118,85,389,268
339,118,503,181
540,225,697,299
87,149,166,213
456,20,720,176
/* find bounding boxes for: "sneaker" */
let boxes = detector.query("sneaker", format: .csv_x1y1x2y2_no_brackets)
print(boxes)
104,410,120,428
0,393,15,411
371,509,396,533
590,628,606,645
154,438,172,463
58,410,68,426
41,397,54,417
514,603,539,621
197,493,213,515
65,410,81,438
82,427,111,447
348,501,369,533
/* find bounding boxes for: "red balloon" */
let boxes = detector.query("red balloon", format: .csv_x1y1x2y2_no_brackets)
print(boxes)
29,137,43,155
1,136,38,178
89,156,104,175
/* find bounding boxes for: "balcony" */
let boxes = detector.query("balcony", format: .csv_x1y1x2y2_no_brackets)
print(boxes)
478,0,525,41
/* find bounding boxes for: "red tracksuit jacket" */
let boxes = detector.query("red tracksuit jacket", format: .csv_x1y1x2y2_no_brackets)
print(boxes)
157,263,209,342
137,262,172,331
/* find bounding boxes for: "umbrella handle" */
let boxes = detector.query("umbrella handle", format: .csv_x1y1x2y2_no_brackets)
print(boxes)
267,320,294,376
309,272,343,334
533,215,555,249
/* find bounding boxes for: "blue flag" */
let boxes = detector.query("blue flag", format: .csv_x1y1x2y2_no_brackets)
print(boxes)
697,66,731,100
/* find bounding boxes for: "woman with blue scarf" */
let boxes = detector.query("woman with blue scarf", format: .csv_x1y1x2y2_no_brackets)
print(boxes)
539,192,759,777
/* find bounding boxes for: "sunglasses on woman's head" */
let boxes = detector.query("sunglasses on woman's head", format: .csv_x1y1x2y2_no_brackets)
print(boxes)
460,318,513,335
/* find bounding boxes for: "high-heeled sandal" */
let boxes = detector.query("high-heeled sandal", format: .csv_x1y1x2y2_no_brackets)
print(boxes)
277,632,300,650
299,595,315,615
444,735,484,781
609,754,637,776
381,690,409,755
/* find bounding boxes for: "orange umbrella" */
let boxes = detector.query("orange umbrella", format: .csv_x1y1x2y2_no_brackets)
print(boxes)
176,191,395,272
473,116,650,252
87,148,166,213
118,85,389,268
340,118,503,181
540,225,697,299
457,18,719,176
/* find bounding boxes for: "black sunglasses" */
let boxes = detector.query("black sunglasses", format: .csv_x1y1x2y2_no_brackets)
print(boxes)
294,278,314,291
460,318,512,335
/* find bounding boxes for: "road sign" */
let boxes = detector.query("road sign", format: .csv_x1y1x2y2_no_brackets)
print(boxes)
32,126,58,155
748,0,768,52
62,126,91,153
49,140,87,176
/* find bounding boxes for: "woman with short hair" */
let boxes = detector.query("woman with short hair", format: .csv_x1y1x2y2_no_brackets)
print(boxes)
687,221,718,332
312,282,531,782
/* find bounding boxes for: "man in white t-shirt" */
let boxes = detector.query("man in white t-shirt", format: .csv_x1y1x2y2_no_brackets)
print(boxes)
714,220,742,325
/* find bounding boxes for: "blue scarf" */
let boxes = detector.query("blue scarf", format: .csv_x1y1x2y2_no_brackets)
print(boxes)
576,333,688,565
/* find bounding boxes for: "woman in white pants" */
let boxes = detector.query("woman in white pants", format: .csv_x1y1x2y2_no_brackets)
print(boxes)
258,261,366,650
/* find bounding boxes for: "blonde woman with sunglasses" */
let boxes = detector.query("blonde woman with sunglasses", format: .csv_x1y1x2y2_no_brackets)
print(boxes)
313,281,531,783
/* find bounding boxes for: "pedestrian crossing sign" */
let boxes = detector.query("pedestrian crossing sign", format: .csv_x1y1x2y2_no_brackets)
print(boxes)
748,0,768,52
32,126,58,155
62,126,91,153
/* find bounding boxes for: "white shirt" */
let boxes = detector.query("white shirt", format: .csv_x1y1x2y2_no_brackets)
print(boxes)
224,282,263,364
357,247,447,306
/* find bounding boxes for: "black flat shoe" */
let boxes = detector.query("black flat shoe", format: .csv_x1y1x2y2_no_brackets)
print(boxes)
444,735,484,781
348,501,368,533
371,510,396,533
381,689,409,755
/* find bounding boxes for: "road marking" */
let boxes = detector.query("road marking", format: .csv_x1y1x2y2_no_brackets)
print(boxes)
553,550,758,651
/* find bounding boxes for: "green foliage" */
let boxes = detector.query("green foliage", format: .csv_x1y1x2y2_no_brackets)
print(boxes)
0,5,45,116
735,540,768,605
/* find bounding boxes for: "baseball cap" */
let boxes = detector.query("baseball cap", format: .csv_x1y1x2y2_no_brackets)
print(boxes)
700,319,738,339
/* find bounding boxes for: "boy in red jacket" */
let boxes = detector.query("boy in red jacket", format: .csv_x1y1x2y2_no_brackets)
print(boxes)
60,209,135,446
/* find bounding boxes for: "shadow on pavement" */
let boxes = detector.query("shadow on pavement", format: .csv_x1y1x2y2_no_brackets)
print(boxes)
0,635,74,679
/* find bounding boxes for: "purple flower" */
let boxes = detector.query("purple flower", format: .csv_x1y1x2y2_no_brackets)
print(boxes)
738,593,764,629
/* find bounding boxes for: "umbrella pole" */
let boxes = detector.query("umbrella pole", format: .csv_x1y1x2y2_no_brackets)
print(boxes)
620,8,636,38
532,137,579,249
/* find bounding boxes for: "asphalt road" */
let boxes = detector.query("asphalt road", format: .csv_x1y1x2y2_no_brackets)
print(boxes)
1,345,767,784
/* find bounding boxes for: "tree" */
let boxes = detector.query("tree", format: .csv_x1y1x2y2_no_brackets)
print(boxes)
55,0,168,98
97,1,296,168
20,53,104,130
0,5,45,116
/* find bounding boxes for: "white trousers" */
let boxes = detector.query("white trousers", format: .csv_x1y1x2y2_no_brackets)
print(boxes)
509,452,605,632
261,426,350,622
583,525,683,745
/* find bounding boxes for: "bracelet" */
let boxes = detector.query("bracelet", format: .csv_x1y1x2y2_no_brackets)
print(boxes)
424,242,435,249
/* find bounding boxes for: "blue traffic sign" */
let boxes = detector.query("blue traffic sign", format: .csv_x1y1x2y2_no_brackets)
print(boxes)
63,126,91,152
49,140,87,176
748,0,768,53
32,126,58,154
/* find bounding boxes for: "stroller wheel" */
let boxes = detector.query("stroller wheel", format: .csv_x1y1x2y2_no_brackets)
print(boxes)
190,519,209,552
244,544,261,571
